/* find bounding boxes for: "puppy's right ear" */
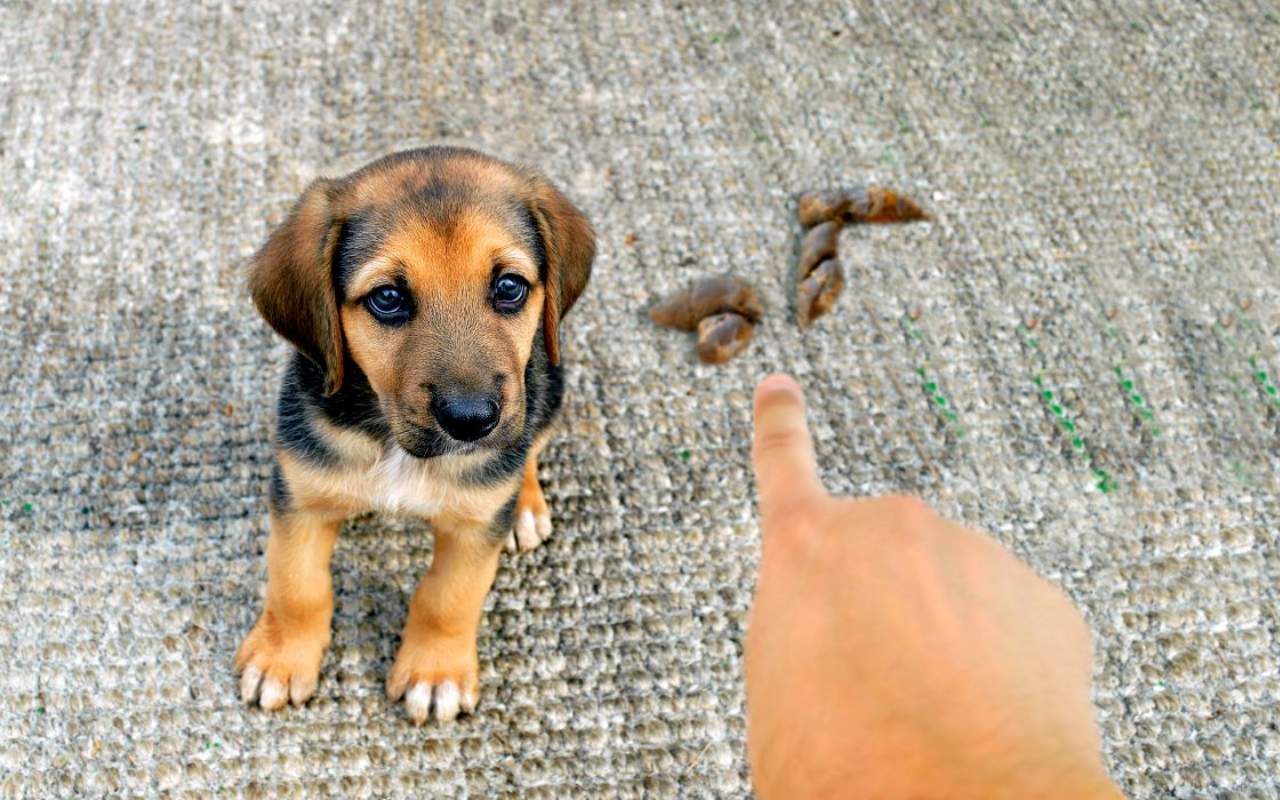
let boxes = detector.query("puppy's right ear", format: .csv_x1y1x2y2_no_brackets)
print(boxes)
249,178,346,396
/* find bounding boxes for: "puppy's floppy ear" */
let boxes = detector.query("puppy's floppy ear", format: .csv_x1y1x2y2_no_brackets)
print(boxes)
249,178,346,396
525,176,595,365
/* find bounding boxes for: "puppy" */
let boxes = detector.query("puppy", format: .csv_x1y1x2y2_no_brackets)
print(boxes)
235,147,594,724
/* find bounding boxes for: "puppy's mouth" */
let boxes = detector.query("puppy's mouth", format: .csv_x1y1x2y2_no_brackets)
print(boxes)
394,424,463,460
392,418,518,460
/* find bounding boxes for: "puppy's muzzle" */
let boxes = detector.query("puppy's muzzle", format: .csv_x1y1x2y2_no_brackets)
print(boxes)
431,391,501,442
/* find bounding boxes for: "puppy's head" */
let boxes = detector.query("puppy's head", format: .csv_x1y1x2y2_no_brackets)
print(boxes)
249,147,594,458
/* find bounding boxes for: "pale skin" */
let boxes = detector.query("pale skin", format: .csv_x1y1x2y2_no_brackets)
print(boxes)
746,374,1124,799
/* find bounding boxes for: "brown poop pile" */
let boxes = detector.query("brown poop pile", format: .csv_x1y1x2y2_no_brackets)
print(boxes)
794,186,929,326
646,187,928,363
648,275,763,364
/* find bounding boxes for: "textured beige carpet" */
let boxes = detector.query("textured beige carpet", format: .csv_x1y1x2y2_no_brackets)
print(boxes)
3,1,1280,797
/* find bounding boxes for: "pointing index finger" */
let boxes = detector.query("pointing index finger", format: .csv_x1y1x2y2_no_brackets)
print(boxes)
751,374,826,523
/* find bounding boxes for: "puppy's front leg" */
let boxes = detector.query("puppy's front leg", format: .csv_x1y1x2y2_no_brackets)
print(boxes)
386,517,504,724
236,509,342,710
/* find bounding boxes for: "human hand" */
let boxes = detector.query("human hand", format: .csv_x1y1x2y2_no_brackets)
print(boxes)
745,374,1121,799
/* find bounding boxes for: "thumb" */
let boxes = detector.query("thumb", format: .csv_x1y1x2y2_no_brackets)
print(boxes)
751,374,826,523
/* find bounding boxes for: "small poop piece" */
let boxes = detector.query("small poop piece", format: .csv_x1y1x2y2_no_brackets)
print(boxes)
696,313,754,364
851,186,929,224
794,220,845,326
796,191,850,228
796,258,845,327
648,274,764,332
648,274,761,365
797,186,929,228
797,220,841,278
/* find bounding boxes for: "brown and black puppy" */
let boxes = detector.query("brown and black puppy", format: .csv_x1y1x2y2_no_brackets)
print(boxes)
235,147,594,724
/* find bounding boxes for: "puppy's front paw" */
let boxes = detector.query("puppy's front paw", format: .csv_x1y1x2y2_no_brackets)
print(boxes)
505,481,552,554
235,610,329,711
386,631,479,724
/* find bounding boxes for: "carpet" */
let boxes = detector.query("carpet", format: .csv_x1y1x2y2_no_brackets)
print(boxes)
2,1,1280,796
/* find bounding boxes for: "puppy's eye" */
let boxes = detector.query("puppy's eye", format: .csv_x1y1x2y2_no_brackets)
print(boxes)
365,286,410,323
491,275,529,314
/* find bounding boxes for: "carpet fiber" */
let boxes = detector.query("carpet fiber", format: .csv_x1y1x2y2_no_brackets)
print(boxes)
3,1,1280,797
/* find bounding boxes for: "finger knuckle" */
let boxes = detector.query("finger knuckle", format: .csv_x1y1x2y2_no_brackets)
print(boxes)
752,429,800,457
762,503,826,563
768,502,821,541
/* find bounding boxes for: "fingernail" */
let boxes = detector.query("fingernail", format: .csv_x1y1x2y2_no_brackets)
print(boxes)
756,374,802,401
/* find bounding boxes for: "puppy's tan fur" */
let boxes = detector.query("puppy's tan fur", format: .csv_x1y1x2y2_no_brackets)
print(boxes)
236,148,593,723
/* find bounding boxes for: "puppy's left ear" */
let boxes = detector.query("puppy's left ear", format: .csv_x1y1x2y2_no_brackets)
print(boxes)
526,177,595,365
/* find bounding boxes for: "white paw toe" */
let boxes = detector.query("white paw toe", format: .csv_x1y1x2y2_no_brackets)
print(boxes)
258,676,288,710
460,686,478,714
405,683,433,726
433,681,460,722
515,510,538,552
403,680,467,725
240,665,262,704
514,509,551,553
289,672,317,706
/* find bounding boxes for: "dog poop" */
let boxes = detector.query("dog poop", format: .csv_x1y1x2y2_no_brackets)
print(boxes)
648,274,763,332
791,184,928,326
797,220,841,278
696,313,754,364
796,259,845,327
649,274,761,364
797,186,929,228
796,191,851,229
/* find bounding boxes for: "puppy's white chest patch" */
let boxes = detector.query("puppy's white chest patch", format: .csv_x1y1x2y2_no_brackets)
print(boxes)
368,447,445,517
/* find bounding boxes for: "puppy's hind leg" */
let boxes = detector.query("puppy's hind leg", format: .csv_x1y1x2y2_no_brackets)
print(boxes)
507,442,552,554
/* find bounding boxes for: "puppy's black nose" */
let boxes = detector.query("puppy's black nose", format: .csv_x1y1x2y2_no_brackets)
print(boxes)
431,392,501,442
